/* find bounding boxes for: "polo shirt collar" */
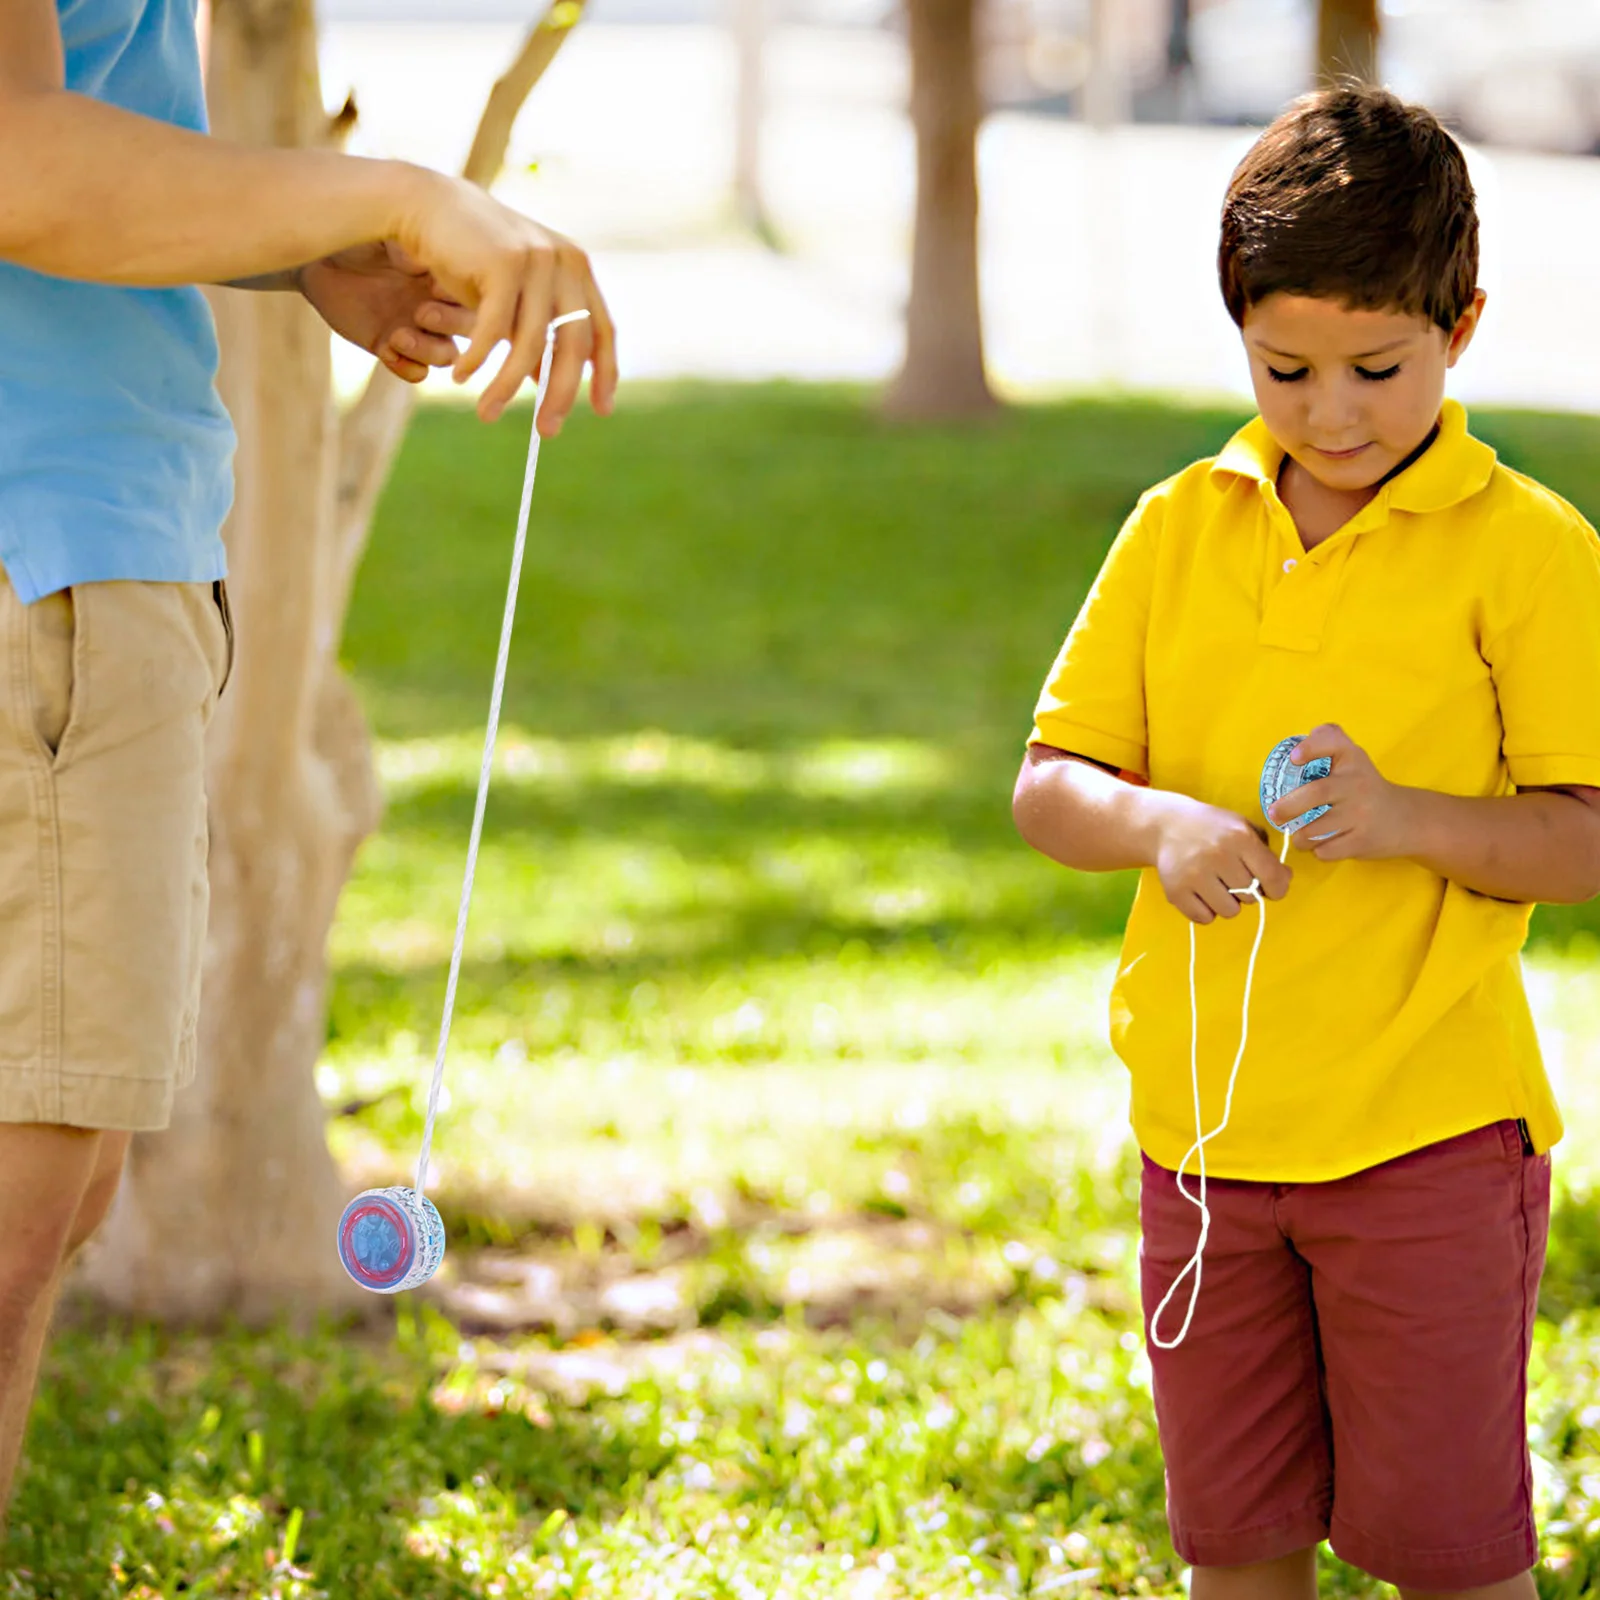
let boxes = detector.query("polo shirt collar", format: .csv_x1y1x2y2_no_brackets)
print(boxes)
1209,398,1497,514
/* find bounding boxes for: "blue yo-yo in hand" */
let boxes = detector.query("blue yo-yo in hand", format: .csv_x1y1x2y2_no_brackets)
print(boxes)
1260,736,1333,835
337,1186,445,1294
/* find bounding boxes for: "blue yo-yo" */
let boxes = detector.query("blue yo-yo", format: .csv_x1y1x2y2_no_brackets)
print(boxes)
1260,736,1333,835
337,1186,446,1294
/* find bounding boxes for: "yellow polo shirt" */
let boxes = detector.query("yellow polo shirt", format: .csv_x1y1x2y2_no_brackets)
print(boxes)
1031,400,1600,1181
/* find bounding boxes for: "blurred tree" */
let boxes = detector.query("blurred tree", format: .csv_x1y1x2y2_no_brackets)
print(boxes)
885,0,997,419
1317,0,1379,86
1083,0,1130,128
1166,0,1191,86
80,0,588,1324
1152,0,1193,121
731,0,776,243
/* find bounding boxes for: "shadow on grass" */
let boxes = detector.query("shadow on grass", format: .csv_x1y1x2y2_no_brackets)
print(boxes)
329,912,1119,1050
363,774,1600,965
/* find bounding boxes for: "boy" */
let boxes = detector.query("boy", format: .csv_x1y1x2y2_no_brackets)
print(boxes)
0,0,615,1520
1013,87,1600,1599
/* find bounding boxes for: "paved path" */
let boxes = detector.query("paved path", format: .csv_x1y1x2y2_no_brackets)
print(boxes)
321,21,1600,413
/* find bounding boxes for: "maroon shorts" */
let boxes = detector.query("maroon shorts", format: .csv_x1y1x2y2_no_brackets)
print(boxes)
1139,1121,1550,1590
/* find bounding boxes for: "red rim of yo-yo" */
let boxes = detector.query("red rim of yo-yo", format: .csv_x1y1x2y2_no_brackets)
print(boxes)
338,1191,419,1292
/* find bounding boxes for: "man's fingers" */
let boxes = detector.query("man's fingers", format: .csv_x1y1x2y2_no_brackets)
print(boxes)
455,276,518,385
479,257,558,422
380,349,429,384
478,296,544,422
416,300,476,340
1180,893,1216,926
536,310,592,439
391,329,461,369
586,281,619,416
551,248,616,421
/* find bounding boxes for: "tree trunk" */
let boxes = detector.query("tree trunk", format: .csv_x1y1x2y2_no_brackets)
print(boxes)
79,1,586,1325
1166,0,1192,81
884,0,996,420
1082,0,1130,129
730,0,773,242
1317,0,1379,86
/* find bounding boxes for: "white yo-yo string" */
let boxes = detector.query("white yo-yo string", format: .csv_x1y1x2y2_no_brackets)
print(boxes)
412,309,592,1199
1149,825,1293,1350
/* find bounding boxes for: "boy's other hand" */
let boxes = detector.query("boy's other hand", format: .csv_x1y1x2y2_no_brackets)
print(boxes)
298,242,474,384
392,170,617,431
1267,724,1417,863
1156,799,1292,925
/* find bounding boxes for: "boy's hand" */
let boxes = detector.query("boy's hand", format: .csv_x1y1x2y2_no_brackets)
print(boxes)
1267,724,1418,862
1156,798,1292,925
297,242,474,384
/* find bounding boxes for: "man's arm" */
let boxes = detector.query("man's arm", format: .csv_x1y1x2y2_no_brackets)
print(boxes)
0,81,412,290
222,271,305,292
0,0,616,428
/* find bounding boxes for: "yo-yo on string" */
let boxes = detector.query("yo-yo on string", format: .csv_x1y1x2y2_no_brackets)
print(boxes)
334,310,593,1298
414,308,593,1200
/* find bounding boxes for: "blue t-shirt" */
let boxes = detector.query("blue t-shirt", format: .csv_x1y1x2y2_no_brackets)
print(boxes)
0,0,235,604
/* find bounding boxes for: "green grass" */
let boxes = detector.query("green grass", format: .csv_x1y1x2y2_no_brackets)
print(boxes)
11,386,1600,1598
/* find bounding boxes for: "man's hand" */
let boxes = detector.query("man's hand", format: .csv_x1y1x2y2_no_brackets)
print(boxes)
393,170,617,432
1155,797,1292,925
0,14,618,433
297,242,474,384
1267,724,1417,862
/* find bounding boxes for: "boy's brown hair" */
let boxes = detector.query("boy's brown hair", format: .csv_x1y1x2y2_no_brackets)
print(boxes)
1219,85,1478,334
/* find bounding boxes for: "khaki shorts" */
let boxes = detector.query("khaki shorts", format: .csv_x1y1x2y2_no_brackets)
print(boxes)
0,569,232,1130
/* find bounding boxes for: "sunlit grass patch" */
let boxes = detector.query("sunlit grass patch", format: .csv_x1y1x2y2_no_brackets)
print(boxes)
1532,1311,1600,1596
322,1044,1129,1226
375,730,955,804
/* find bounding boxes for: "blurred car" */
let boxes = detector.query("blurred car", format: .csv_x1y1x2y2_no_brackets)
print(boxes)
1190,0,1600,152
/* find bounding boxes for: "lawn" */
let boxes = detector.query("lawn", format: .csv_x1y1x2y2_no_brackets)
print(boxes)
10,388,1600,1599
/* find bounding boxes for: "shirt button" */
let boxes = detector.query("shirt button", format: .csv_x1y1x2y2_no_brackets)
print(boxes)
1282,558,1298,573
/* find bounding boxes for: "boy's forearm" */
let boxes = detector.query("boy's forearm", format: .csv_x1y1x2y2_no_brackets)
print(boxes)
1013,747,1181,872
1396,786,1600,905
0,89,426,286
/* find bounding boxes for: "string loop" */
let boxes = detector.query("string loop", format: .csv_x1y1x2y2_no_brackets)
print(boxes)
1148,833,1291,1350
